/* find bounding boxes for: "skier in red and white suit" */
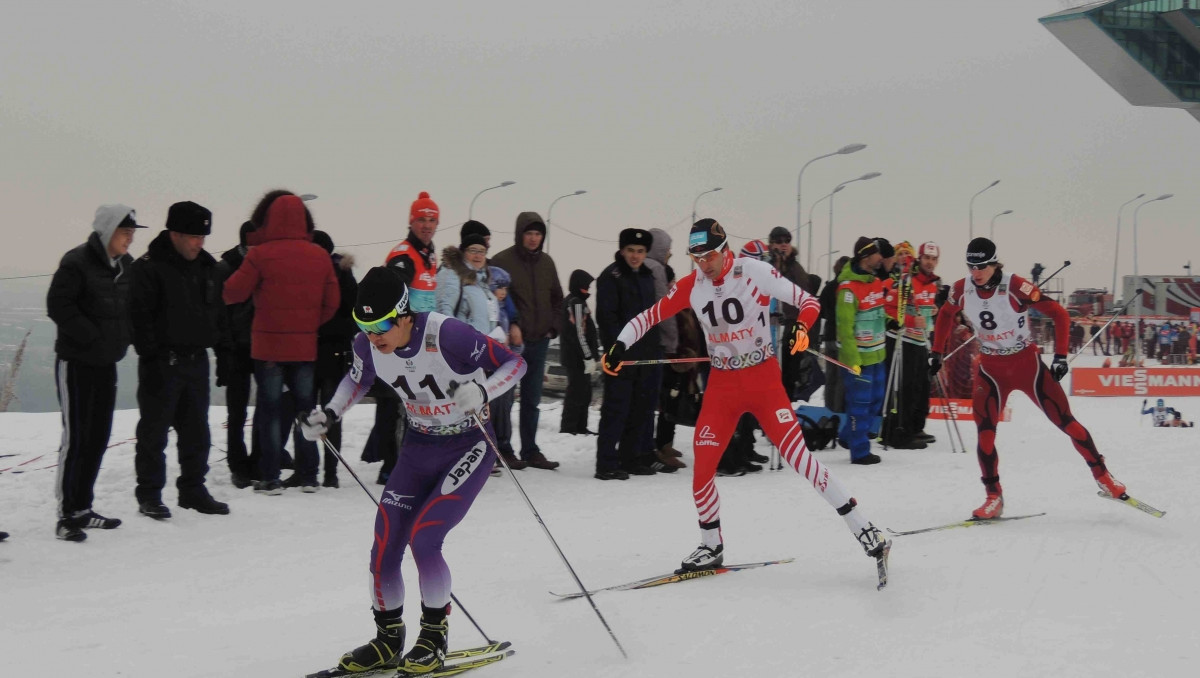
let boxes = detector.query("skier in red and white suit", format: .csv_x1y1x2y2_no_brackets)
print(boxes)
604,219,888,575
931,237,1128,520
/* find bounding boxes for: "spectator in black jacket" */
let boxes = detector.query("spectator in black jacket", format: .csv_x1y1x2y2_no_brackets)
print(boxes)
559,269,600,435
46,204,146,542
130,201,229,519
819,256,851,413
312,229,358,487
215,221,259,488
595,229,664,479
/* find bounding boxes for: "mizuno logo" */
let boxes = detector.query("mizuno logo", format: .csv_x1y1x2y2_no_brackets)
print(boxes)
471,341,485,361
385,491,414,501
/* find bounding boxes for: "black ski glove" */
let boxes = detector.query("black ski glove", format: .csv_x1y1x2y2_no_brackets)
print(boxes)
929,353,943,377
1050,354,1069,382
602,341,626,376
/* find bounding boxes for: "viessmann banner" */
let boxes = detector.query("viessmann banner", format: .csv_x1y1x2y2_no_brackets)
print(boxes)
1071,367,1200,396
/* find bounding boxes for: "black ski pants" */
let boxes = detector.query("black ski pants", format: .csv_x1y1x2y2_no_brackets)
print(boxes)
223,345,256,479
134,352,213,504
54,358,118,519
560,360,591,433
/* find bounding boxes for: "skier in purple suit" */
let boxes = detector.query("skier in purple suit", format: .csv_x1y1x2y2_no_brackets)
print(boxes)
299,267,525,675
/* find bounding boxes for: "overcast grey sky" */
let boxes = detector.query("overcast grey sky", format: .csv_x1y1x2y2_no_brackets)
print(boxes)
2,0,1197,296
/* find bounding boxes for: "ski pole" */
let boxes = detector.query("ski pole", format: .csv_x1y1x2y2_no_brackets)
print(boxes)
319,435,495,645
805,348,861,375
450,390,628,660
932,372,967,454
1068,289,1144,365
619,356,710,367
1039,260,1071,288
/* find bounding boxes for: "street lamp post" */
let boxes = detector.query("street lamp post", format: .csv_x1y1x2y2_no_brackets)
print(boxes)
826,172,882,280
968,179,1000,240
691,187,723,226
797,143,867,271
805,186,845,266
468,181,516,220
989,210,1014,241
1132,193,1173,361
546,190,587,253
1112,193,1145,301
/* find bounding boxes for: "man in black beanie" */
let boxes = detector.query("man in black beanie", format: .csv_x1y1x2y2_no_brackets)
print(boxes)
131,201,229,518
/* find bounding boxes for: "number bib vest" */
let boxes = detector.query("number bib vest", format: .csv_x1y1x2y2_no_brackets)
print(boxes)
962,272,1033,356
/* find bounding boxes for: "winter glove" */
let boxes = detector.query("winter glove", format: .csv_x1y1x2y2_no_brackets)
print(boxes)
451,381,488,415
602,341,626,376
787,321,810,355
929,353,943,377
1050,354,1069,382
298,407,337,442
583,358,597,376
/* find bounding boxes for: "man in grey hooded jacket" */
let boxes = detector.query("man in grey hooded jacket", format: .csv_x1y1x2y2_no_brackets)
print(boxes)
46,204,146,541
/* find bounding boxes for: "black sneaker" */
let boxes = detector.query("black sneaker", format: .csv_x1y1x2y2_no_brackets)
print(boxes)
914,431,937,443
282,474,304,488
741,462,763,474
69,510,122,529
716,465,746,477
649,460,679,474
55,520,86,542
749,451,770,464
300,481,320,494
851,454,882,465
594,470,630,481
623,463,657,476
254,480,284,495
138,501,172,520
179,492,230,515
230,472,253,489
322,474,339,489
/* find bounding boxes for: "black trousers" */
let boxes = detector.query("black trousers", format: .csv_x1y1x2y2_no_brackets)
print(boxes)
560,361,592,433
134,353,213,503
882,339,931,441
596,365,657,472
223,345,256,478
823,340,845,412
54,358,117,519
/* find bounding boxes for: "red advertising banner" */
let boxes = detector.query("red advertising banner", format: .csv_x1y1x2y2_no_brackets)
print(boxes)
927,398,1011,422
1071,367,1200,396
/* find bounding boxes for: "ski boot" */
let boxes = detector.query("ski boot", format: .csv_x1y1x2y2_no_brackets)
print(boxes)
972,493,1004,520
856,523,890,560
337,607,405,673
1095,471,1126,499
401,604,450,674
677,543,724,573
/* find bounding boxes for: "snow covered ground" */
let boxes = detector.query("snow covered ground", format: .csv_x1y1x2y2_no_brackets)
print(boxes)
2,356,1197,678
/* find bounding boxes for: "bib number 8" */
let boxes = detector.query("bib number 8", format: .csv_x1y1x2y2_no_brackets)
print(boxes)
978,311,998,330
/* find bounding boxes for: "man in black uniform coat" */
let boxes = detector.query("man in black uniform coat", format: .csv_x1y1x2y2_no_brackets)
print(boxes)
130,201,229,519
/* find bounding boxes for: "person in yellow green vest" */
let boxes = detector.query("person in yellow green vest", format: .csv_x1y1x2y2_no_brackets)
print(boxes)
836,237,887,465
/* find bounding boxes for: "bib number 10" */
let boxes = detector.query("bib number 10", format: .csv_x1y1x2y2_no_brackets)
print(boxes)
701,298,745,326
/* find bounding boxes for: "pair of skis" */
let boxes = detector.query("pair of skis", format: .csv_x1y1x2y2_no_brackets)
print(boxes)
305,641,513,678
887,490,1166,537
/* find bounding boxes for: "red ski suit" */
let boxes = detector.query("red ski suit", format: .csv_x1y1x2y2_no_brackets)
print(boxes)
933,273,1110,494
617,251,858,532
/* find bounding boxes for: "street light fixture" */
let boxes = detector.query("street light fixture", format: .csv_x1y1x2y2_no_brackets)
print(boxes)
546,190,587,253
989,210,1014,240
691,186,724,225
1132,193,1173,361
796,143,867,271
468,181,516,220
1112,193,1145,299
299,194,318,202
968,179,1000,240
826,172,882,279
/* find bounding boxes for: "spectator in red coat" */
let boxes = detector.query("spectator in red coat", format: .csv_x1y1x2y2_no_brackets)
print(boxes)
223,191,339,493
